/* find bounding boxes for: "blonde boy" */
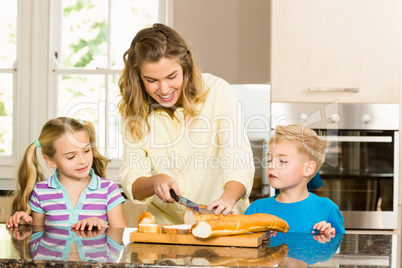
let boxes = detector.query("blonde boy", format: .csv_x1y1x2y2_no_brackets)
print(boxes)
245,124,345,234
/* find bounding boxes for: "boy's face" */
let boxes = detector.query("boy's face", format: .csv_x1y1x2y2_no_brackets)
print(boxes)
266,141,314,191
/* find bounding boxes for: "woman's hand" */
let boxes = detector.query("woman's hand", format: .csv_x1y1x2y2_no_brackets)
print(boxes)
71,217,109,231
312,221,336,235
153,174,180,203
207,197,235,216
132,174,179,202
6,211,32,227
207,181,246,216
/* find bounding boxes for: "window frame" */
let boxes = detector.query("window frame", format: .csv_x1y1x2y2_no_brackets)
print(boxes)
0,0,173,188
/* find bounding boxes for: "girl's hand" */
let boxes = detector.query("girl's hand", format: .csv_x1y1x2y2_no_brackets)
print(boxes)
6,225,33,240
312,221,336,235
153,174,180,203
6,211,32,227
72,227,106,239
71,217,109,231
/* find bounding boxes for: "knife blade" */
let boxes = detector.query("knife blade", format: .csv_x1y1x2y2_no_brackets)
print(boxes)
170,189,200,212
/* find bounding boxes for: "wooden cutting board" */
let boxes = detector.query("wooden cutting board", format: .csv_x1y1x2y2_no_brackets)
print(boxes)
130,231,268,248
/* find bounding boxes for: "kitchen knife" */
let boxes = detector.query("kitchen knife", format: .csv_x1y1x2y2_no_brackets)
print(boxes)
170,189,200,212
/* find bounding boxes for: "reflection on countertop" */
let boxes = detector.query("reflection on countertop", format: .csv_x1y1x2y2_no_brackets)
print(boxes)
1,224,400,267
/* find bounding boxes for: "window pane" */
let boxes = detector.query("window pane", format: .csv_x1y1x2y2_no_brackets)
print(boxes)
57,74,106,154
110,0,159,69
107,74,122,159
61,0,108,69
0,74,13,155
0,0,17,68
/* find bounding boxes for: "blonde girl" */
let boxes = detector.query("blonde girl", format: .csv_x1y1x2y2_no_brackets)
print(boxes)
7,117,127,230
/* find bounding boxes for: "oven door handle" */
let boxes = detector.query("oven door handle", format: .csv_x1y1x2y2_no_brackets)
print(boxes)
321,136,392,143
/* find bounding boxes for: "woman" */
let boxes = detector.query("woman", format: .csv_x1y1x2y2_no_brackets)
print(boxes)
118,23,254,224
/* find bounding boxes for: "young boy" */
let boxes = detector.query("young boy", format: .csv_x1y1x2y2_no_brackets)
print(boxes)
245,124,345,234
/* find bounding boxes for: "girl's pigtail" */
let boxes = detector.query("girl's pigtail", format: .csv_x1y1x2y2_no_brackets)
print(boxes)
11,143,46,215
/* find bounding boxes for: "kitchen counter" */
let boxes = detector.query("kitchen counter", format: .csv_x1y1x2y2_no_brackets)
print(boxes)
0,224,401,267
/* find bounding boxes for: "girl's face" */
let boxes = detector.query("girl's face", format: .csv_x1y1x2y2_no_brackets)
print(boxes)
44,130,93,182
140,57,184,108
266,142,313,191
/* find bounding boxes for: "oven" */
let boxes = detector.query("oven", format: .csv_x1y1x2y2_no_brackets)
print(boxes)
271,102,399,230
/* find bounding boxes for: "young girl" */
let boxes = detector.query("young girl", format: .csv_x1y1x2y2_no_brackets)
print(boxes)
6,117,127,230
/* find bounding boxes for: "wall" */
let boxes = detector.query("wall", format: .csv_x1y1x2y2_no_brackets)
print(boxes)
173,0,270,84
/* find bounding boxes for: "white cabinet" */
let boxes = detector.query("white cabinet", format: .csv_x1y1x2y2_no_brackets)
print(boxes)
270,0,400,103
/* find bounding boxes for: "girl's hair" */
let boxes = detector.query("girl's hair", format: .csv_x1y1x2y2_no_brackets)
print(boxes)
11,117,108,215
269,124,327,176
118,23,207,141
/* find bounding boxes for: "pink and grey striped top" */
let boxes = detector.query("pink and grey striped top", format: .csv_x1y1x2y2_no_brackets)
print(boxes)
29,169,125,227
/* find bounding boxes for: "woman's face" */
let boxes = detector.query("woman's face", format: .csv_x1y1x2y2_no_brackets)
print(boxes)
140,57,184,108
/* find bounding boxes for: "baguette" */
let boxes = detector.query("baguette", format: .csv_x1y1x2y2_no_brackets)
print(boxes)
192,213,289,238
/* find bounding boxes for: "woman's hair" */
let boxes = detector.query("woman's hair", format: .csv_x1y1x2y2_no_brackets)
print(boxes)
11,117,108,215
118,23,207,141
269,124,327,175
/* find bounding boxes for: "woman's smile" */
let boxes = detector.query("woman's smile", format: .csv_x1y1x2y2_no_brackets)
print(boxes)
140,57,184,108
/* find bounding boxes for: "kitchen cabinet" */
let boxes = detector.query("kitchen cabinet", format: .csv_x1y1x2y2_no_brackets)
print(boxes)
270,0,400,103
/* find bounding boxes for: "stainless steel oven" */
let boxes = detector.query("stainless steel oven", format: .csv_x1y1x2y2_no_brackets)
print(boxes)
271,102,399,230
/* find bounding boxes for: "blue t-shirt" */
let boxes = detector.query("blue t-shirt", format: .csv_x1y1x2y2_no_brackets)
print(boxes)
245,193,345,234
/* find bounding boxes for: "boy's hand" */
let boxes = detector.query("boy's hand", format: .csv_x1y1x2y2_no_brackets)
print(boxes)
6,211,33,227
313,232,335,243
312,221,335,235
71,217,109,231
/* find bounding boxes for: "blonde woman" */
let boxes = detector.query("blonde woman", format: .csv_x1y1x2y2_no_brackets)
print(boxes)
7,117,127,230
118,23,254,224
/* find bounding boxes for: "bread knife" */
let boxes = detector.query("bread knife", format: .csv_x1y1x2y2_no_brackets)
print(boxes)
170,189,200,212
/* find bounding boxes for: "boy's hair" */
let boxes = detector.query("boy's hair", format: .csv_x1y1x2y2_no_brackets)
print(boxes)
269,124,327,178
11,117,109,215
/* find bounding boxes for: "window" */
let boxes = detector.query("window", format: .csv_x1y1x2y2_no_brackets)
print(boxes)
0,1,17,157
0,0,170,186
53,0,160,162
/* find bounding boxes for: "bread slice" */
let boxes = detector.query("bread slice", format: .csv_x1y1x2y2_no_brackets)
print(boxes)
161,224,192,234
138,223,160,234
138,211,156,225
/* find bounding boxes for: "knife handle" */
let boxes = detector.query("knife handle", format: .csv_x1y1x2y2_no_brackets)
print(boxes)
169,189,180,202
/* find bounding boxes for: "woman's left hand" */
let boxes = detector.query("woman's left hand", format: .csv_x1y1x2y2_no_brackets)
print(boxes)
207,197,235,216
71,217,109,231
207,181,246,216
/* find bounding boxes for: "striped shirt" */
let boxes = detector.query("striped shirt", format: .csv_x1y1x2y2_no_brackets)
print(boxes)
29,169,125,227
30,226,124,262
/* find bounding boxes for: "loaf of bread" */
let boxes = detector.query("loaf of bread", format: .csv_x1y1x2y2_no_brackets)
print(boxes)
191,213,289,238
183,205,224,225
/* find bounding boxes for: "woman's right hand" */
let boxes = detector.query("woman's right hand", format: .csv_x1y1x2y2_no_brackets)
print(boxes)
6,211,33,227
153,174,180,203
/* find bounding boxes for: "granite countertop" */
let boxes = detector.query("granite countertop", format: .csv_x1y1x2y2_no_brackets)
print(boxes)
0,224,400,267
